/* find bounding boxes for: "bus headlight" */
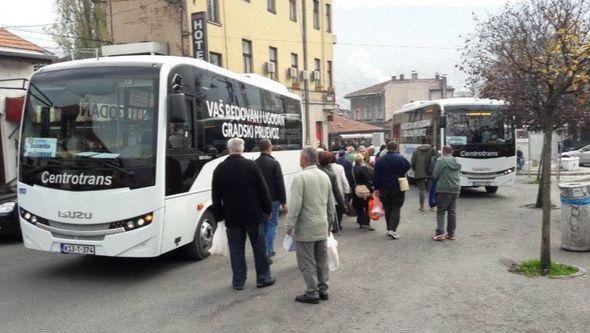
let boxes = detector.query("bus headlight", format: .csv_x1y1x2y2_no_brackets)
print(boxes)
110,213,154,231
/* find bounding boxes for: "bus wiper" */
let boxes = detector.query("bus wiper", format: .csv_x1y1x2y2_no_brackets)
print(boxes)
75,153,134,176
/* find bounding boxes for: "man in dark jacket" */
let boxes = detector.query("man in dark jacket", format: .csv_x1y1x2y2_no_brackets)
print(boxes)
432,145,462,241
255,139,287,260
336,150,354,215
373,141,411,239
212,138,276,290
411,139,434,212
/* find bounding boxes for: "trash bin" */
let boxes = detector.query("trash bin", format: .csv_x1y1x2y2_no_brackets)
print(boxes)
559,182,590,251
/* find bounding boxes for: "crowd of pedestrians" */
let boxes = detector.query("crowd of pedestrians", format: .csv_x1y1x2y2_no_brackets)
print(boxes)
211,137,462,304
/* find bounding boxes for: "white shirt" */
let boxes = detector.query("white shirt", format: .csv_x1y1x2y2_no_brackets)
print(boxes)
330,163,350,195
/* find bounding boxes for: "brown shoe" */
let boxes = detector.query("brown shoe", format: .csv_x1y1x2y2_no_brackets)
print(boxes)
432,234,445,241
445,234,455,240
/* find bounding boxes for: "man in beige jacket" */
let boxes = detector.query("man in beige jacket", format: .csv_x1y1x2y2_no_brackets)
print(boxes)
286,147,335,304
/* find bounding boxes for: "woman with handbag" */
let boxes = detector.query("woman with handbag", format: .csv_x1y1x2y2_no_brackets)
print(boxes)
352,153,374,230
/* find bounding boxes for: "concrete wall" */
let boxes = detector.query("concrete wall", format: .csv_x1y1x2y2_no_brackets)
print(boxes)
0,58,36,183
107,0,188,56
384,79,453,121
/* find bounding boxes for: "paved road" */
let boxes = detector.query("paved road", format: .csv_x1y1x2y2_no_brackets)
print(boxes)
1,179,589,333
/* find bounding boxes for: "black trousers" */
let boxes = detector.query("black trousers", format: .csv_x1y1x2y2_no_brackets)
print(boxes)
226,223,272,288
380,189,405,231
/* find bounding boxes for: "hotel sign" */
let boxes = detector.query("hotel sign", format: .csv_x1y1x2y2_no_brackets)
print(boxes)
191,12,208,60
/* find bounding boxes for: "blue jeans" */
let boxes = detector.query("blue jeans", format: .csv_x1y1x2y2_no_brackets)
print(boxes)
226,222,272,288
264,201,280,257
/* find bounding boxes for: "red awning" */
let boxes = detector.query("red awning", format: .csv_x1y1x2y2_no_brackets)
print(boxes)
5,96,24,122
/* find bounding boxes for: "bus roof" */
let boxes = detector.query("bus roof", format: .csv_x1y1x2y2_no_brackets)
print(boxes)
36,55,301,101
394,97,505,115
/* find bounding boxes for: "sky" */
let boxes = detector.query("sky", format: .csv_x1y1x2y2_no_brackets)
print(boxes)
0,0,515,107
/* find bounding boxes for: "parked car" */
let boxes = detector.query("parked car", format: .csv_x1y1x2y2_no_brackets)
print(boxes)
561,144,590,166
0,179,19,237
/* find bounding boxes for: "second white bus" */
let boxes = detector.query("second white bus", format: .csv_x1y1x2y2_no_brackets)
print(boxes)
392,98,516,193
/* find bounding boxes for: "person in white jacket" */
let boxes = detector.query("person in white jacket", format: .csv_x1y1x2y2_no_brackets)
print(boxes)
329,153,350,232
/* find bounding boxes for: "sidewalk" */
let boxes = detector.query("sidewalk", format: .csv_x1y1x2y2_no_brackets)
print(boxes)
517,164,590,181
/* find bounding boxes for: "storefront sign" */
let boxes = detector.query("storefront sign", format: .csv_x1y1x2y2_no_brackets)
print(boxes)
191,12,208,60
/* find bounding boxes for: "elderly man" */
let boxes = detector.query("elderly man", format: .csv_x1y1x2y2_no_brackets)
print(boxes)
432,145,462,241
255,139,287,261
212,138,276,290
286,147,335,304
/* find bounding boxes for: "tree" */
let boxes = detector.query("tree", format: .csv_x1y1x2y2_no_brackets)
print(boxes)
50,0,109,51
461,0,590,273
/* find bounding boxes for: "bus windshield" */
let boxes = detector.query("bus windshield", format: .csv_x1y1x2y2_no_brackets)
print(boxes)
19,66,160,191
444,105,514,146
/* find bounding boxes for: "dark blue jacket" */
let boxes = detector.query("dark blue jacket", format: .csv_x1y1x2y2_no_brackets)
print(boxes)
336,157,355,188
373,152,411,191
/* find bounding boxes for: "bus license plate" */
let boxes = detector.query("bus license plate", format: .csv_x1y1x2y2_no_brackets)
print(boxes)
473,181,492,186
60,243,95,255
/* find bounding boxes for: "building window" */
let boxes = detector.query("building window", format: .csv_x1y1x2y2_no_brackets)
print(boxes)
313,0,320,30
289,0,297,21
207,0,220,23
325,4,332,32
242,40,253,73
327,60,333,89
269,47,278,80
291,53,298,70
268,0,276,13
314,58,321,83
209,52,222,67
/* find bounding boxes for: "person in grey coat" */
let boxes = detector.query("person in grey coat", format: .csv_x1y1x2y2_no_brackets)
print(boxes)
432,145,462,241
286,147,335,304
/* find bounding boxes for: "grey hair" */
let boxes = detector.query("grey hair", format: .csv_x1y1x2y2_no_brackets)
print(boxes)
227,137,245,154
301,146,318,165
442,145,454,155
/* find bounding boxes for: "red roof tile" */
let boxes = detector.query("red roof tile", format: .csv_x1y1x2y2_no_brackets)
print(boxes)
0,28,46,52
328,115,385,134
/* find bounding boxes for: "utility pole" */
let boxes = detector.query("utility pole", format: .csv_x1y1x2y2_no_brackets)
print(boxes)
302,0,311,145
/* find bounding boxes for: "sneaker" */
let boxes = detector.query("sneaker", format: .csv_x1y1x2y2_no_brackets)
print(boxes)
367,226,376,231
386,230,396,239
432,234,445,241
391,231,400,239
295,294,320,304
446,234,455,240
256,277,276,288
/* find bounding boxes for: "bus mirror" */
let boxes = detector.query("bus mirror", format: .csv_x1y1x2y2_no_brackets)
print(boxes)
168,93,188,123
439,116,447,128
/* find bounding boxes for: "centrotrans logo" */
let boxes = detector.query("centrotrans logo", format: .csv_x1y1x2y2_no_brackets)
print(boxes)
460,151,500,157
41,171,113,186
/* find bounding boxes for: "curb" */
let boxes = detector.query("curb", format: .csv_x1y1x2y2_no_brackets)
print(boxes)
548,266,587,279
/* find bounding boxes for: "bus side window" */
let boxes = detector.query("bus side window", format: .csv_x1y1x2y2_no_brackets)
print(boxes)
166,66,201,196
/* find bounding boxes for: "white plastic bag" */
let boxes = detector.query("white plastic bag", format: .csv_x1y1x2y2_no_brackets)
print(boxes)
282,234,296,252
210,222,229,256
327,233,340,271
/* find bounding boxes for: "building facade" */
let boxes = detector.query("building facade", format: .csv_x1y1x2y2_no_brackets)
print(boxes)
344,73,454,131
107,0,336,147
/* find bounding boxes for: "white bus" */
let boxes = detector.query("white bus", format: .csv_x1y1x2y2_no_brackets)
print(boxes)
392,98,516,193
18,56,303,259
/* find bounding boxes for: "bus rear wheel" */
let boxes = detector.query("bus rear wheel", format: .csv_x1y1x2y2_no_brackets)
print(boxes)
184,210,217,260
485,186,498,194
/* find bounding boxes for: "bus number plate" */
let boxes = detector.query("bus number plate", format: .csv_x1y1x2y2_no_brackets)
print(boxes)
60,243,95,255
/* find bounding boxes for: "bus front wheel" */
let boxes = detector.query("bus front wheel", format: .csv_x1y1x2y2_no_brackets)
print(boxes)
185,210,217,260
485,186,498,194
